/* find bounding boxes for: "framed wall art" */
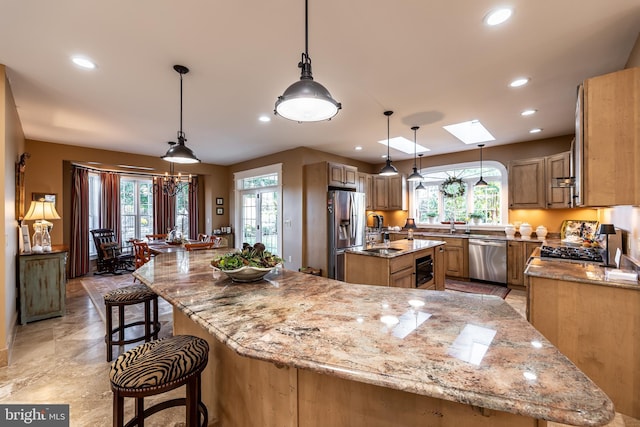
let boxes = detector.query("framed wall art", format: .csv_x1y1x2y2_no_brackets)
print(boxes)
216,197,224,205
216,207,224,215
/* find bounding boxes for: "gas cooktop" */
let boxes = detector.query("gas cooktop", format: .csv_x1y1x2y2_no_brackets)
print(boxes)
540,245,604,263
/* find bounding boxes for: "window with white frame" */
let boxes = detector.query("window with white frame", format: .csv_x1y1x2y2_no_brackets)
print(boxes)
410,161,507,225
120,177,154,243
88,172,101,256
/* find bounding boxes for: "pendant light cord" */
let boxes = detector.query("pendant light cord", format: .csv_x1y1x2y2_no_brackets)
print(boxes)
178,70,184,141
387,113,390,159
305,0,309,57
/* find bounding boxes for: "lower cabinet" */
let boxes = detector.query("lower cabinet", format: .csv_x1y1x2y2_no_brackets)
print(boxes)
442,237,468,280
507,240,541,288
18,249,68,324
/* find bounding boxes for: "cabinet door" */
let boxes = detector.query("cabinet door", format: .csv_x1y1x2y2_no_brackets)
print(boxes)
583,67,640,206
357,173,374,209
507,241,524,286
373,176,388,209
343,165,358,187
433,245,445,290
19,252,66,324
390,267,414,288
387,175,407,210
444,246,464,278
328,163,344,187
508,158,546,209
545,152,571,209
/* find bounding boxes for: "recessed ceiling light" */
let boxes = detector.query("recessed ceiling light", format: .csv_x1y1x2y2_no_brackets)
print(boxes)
258,115,271,122
71,56,96,69
509,77,530,88
529,128,543,134
381,154,388,158
376,136,430,154
355,146,363,151
484,8,513,26
443,120,496,145
521,109,537,116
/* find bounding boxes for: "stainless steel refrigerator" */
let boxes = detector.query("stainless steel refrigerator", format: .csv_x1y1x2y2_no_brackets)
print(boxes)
328,190,366,280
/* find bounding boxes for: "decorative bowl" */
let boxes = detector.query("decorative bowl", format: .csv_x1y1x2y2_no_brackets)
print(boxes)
215,265,277,283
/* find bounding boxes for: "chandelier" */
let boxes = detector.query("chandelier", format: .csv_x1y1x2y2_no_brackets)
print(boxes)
153,163,197,197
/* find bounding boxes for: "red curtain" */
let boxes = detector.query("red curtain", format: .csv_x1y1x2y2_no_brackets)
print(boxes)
188,176,199,240
153,177,176,235
70,167,89,278
100,172,121,242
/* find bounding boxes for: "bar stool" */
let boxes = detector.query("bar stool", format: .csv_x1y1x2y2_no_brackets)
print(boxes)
110,335,209,427
104,284,161,362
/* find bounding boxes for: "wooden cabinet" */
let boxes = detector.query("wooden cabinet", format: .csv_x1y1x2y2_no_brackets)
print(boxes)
507,240,541,288
581,67,640,206
508,152,572,209
357,172,373,209
328,162,357,189
344,245,444,290
18,249,68,324
441,237,468,280
372,175,406,210
527,275,640,418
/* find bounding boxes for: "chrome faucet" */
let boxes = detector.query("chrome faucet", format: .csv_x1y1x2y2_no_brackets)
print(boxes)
449,214,456,234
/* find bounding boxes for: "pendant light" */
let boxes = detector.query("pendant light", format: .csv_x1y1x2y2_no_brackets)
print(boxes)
379,111,398,176
274,0,341,122
161,65,200,164
415,154,426,190
407,126,423,181
475,143,488,186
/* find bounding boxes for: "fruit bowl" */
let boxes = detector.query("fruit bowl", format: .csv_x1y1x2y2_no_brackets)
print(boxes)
215,265,277,283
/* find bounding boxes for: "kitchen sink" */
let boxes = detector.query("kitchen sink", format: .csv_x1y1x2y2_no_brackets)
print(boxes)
363,247,402,254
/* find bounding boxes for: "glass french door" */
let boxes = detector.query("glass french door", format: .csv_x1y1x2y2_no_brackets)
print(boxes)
241,190,279,254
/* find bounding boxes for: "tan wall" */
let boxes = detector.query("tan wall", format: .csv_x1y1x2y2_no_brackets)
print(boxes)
24,139,229,247
1,65,26,366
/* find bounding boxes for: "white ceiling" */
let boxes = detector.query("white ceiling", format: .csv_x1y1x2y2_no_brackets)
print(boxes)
1,1,639,166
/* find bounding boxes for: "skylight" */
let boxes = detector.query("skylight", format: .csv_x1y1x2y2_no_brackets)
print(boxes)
443,120,496,145
376,137,430,155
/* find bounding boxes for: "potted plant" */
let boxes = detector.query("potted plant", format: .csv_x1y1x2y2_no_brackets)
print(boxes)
426,212,438,224
469,212,484,225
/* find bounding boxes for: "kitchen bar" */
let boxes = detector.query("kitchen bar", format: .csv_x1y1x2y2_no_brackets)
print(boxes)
134,251,614,427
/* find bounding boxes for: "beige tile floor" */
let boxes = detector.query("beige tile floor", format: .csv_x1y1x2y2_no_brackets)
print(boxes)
0,276,635,427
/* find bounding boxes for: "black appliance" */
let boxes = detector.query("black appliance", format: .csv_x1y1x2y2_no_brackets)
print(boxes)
415,254,433,287
540,245,603,263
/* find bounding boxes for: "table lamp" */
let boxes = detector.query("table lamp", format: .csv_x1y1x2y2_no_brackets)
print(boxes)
403,218,417,240
596,224,616,267
23,199,61,253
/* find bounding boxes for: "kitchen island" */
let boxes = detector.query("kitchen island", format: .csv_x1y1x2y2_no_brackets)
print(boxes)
133,250,614,427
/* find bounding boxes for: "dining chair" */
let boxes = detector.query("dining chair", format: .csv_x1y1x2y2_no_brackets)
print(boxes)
146,233,168,242
132,241,152,280
184,242,216,251
197,233,211,242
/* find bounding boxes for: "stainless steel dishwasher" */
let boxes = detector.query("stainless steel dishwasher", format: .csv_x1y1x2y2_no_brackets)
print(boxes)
468,239,507,284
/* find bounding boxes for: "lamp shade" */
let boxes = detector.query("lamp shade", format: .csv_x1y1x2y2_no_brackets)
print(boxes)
597,224,616,235
23,200,61,221
403,218,417,229
275,78,341,122
161,141,200,164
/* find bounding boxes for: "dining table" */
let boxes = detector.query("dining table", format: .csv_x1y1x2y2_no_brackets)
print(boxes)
147,241,188,255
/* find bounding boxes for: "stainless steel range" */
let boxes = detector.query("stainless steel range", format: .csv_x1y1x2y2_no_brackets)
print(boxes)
540,245,603,263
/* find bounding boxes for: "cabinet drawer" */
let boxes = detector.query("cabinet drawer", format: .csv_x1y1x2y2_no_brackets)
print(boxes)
389,254,413,273
442,237,464,247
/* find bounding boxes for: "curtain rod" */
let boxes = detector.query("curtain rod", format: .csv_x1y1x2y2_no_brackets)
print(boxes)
71,162,198,179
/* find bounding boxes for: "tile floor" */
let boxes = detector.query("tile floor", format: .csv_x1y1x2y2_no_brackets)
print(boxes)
0,275,635,427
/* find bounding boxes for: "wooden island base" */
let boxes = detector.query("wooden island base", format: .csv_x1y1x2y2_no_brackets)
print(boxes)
175,310,542,427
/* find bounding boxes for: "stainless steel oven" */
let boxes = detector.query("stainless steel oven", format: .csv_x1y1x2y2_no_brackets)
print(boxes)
415,254,433,287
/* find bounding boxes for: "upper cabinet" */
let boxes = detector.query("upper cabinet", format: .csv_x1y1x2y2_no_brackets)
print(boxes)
579,67,640,206
508,152,572,209
328,162,357,189
372,175,406,210
357,172,374,210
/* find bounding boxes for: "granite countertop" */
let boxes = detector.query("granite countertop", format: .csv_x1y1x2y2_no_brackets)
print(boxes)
346,238,445,258
526,253,640,291
134,251,614,426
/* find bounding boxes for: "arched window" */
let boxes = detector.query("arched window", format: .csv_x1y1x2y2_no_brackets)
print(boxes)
409,161,508,226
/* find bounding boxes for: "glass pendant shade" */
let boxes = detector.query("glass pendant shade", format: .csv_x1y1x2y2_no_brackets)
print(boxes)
379,110,398,176
475,143,488,187
162,65,200,164
275,0,341,122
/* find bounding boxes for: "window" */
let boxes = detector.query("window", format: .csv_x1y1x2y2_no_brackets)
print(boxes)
174,185,190,238
235,164,282,255
410,161,507,225
120,177,154,243
88,172,101,256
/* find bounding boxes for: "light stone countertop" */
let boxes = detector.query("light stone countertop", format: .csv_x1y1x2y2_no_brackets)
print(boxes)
134,250,614,426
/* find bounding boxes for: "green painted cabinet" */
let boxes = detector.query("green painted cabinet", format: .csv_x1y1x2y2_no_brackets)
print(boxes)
18,249,67,324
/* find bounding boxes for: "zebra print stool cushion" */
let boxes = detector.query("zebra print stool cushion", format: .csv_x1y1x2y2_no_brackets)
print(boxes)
110,335,209,392
104,284,156,304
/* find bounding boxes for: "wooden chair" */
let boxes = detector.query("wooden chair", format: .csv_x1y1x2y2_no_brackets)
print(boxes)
184,242,216,251
146,233,167,242
214,237,229,248
132,241,152,282
197,233,211,242
91,229,134,275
